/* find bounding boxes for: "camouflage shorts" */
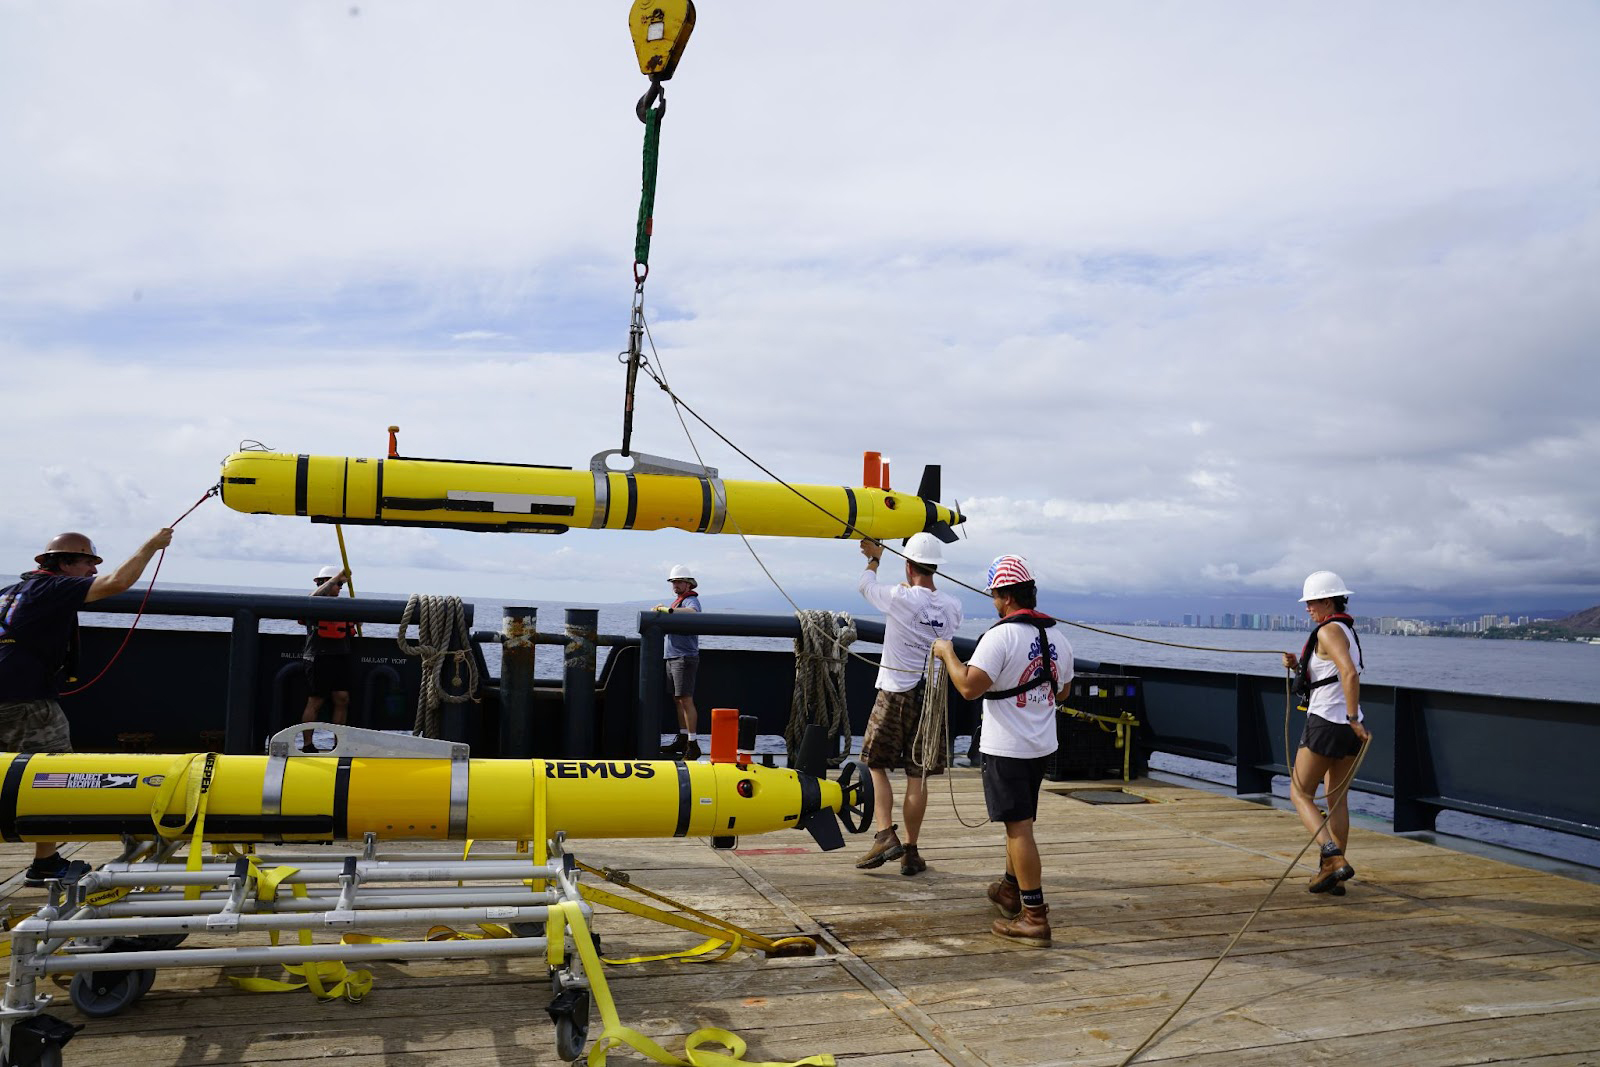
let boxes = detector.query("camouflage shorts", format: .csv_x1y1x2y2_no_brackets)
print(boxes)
859,685,945,777
0,699,74,753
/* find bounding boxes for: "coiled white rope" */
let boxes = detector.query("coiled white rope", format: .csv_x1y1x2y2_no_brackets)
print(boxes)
397,594,479,738
909,650,950,775
788,610,855,759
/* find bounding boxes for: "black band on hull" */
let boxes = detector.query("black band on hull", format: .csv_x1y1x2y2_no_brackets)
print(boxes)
839,488,857,538
0,754,29,843
673,762,692,837
295,455,310,517
333,757,353,840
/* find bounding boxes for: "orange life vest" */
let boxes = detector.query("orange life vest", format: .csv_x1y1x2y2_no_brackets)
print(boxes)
316,619,352,640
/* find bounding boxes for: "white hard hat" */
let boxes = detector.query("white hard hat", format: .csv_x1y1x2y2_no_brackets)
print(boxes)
903,532,944,566
316,565,342,580
667,564,694,581
1299,570,1353,602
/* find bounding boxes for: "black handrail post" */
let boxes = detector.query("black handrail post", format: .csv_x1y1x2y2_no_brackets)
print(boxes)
224,608,260,754
1391,685,1436,832
637,612,666,758
499,607,536,758
564,609,598,758
1235,674,1274,794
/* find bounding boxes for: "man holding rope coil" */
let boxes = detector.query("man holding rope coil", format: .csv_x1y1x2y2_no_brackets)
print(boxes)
933,554,1072,947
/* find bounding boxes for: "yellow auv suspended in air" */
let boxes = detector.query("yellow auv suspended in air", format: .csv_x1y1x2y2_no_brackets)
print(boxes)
219,443,963,543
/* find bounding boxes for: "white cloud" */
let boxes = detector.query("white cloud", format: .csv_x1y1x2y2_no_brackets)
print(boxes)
1,1,1596,614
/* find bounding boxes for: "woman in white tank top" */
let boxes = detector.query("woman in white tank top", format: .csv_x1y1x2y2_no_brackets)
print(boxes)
1280,570,1371,896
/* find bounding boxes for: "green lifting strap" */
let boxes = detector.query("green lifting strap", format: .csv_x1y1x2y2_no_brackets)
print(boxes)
634,107,662,268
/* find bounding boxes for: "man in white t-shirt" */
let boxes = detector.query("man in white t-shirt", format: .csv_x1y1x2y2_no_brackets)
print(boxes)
853,533,963,876
933,554,1072,948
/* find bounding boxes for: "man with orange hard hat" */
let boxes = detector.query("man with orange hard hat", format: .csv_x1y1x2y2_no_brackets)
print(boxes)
0,528,174,884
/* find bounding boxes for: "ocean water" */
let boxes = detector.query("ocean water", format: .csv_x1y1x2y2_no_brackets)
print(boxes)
1051,621,1596,703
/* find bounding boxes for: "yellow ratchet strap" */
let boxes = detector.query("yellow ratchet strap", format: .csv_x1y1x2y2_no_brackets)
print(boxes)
578,884,742,964
574,861,817,960
225,859,373,1002
403,915,730,965
547,901,833,1067
1059,705,1142,780
149,752,219,900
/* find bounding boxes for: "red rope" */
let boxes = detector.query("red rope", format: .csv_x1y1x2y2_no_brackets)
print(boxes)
60,483,218,697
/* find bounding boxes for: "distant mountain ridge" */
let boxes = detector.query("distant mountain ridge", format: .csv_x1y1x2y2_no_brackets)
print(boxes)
1556,605,1600,633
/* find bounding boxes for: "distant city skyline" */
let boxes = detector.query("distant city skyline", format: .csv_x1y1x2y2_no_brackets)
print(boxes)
1167,612,1540,635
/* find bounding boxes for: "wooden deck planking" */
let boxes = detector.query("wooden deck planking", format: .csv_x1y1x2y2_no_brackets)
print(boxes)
4,769,1599,1066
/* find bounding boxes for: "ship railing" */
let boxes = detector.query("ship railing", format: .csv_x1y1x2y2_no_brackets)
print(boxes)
1087,657,1600,846
77,593,1600,848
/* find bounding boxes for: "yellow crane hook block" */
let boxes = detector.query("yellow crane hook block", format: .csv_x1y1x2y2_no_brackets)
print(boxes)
629,0,696,80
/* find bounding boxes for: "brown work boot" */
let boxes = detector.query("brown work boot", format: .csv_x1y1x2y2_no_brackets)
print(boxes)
855,825,904,869
899,844,926,876
987,877,1020,919
1309,844,1354,894
992,903,1051,947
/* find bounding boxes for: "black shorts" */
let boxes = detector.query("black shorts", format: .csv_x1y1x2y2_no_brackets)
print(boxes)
306,654,353,699
982,753,1049,823
1299,715,1362,759
665,655,699,698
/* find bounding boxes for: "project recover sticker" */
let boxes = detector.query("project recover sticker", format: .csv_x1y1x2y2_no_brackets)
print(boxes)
31,772,140,789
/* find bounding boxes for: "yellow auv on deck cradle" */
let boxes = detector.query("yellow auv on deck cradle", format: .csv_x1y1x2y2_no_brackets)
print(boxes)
0,752,843,845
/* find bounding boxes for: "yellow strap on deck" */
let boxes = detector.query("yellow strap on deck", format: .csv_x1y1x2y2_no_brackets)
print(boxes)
225,859,373,1002
547,901,834,1067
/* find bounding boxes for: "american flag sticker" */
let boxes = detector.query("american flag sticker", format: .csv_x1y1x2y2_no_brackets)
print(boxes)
31,772,139,789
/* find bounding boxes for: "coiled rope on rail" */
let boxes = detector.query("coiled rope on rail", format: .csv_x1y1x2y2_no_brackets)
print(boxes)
397,594,479,739
788,610,855,760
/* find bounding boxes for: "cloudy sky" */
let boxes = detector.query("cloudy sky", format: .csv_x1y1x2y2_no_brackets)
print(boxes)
2,2,1596,618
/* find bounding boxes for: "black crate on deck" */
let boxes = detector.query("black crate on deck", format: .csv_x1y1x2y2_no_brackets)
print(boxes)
1046,672,1146,781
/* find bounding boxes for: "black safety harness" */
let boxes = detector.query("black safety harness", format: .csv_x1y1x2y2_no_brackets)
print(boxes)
984,610,1063,702
1293,612,1363,709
